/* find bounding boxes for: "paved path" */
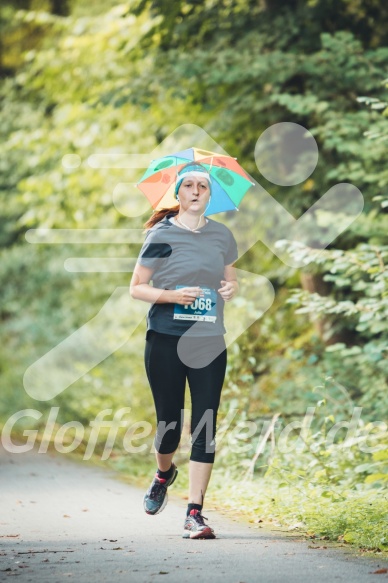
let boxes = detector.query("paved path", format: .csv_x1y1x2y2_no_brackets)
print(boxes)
1,443,387,582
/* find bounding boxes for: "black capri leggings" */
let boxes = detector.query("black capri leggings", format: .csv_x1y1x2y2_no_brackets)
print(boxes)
144,330,227,463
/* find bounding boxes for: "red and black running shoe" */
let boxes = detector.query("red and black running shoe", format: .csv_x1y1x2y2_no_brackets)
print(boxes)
143,464,178,515
182,509,216,539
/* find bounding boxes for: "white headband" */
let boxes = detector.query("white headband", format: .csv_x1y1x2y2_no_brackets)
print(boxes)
177,170,211,183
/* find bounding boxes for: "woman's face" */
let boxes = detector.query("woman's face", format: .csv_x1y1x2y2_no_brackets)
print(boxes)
177,176,211,213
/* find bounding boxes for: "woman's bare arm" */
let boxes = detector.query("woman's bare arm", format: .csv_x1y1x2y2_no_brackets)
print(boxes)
130,263,204,305
218,263,239,301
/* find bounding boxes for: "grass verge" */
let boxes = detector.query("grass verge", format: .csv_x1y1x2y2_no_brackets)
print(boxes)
105,450,388,559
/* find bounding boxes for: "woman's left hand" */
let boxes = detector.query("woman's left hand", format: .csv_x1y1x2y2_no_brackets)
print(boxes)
218,280,237,302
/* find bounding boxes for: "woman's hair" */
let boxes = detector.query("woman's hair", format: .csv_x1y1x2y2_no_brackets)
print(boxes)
143,205,179,230
143,161,210,231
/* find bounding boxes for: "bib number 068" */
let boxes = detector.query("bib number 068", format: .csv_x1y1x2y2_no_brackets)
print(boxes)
185,297,212,311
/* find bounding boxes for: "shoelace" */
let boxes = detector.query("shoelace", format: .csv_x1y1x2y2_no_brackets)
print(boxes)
190,511,209,526
149,476,167,500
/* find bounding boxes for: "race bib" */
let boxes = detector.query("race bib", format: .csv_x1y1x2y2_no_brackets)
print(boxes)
173,286,217,322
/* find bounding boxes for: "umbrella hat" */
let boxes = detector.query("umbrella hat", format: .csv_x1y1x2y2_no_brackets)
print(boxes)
136,147,255,216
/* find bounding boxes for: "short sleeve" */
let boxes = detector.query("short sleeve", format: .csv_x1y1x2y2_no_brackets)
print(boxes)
137,229,172,269
224,229,238,265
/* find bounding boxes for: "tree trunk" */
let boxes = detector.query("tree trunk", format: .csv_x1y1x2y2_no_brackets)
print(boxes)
299,272,355,346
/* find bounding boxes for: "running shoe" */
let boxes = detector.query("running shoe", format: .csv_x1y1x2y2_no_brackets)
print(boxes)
182,509,216,539
143,464,178,515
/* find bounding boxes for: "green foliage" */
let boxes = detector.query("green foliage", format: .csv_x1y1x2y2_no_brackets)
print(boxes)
274,232,388,417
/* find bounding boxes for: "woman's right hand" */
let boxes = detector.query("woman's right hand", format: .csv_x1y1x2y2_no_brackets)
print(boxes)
173,286,204,305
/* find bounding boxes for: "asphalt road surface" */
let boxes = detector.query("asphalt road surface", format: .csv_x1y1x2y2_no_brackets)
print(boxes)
1,443,387,583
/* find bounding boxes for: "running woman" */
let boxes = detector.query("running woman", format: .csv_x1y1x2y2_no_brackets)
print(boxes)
130,161,238,539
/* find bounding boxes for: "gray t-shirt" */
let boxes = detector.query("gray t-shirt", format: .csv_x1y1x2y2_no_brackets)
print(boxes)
137,213,238,337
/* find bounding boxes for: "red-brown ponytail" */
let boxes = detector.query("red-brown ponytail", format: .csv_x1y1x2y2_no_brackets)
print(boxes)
143,205,179,231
